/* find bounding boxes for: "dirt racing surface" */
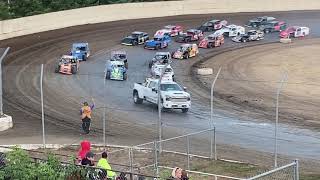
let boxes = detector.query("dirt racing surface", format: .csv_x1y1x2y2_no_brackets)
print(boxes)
195,39,320,131
0,10,320,174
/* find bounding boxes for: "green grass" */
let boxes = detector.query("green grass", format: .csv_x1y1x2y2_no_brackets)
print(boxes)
301,174,320,180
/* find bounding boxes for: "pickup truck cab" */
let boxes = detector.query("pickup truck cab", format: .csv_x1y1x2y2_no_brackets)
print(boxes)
133,78,191,113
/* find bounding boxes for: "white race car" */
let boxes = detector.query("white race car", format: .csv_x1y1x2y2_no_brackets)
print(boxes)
217,24,245,37
151,63,175,81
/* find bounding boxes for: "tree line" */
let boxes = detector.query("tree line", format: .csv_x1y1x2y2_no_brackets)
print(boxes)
0,0,171,20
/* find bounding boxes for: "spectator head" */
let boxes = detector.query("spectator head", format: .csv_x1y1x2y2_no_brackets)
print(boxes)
171,167,182,178
102,152,108,159
83,102,89,106
181,170,189,180
86,151,95,161
78,140,91,160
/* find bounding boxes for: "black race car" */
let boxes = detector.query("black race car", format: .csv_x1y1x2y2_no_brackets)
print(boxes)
198,19,227,32
259,21,287,33
175,29,203,43
121,31,149,46
232,30,264,43
246,16,276,28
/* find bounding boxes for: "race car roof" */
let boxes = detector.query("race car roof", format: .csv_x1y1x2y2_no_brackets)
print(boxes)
164,25,176,29
109,60,125,65
132,31,146,35
187,29,199,33
180,44,192,48
72,43,88,47
156,52,170,56
111,51,126,55
61,55,75,59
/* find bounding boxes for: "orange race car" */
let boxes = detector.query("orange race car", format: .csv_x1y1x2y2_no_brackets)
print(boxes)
55,55,79,75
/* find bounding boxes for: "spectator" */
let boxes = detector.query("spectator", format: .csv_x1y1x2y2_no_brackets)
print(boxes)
77,140,91,163
116,172,127,180
81,151,95,166
97,152,116,178
181,170,189,180
167,167,182,180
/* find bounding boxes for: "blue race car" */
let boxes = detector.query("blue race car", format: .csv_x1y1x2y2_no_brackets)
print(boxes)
144,35,171,50
70,43,90,61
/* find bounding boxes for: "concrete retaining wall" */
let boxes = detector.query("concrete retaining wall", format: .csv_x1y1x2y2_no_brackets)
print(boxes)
0,0,320,40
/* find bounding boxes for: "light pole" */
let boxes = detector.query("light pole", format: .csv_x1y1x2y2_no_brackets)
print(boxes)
210,67,221,160
103,71,107,148
157,64,170,152
40,64,46,148
274,72,288,167
0,47,10,116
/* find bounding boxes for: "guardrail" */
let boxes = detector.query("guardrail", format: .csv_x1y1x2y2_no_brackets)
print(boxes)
1,0,320,40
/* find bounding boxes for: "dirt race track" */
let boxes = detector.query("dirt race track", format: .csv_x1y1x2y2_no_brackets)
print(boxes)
0,10,320,173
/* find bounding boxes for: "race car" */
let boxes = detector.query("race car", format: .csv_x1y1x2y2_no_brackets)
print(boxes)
154,29,171,37
110,51,128,69
232,30,264,43
55,55,79,75
148,52,171,68
70,43,90,61
105,60,127,81
151,64,175,81
175,29,204,43
198,19,228,32
216,24,245,37
163,25,183,36
279,26,310,38
246,16,276,28
259,21,287,33
144,35,171,50
199,32,225,48
172,44,199,59
121,31,149,46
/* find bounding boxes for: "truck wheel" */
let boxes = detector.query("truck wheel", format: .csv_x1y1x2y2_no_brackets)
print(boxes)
106,71,111,79
182,108,189,113
123,73,127,80
71,66,77,74
55,65,60,73
133,91,143,104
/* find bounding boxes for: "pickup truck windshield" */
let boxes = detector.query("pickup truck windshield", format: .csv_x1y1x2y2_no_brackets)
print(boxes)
160,84,182,91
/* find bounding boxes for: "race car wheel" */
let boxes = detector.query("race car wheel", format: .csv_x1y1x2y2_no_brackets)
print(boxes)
172,75,175,82
181,108,189,113
133,41,138,46
183,53,189,59
242,39,247,43
55,65,60,73
148,62,153,68
106,71,111,79
71,66,77,74
265,29,270,33
208,43,213,48
123,73,127,80
155,45,160,50
125,62,128,69
185,38,190,43
133,91,143,104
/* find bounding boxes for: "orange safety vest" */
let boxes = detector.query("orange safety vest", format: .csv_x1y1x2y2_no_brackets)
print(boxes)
81,106,92,119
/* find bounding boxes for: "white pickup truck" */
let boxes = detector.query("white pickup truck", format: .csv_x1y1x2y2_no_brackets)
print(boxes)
133,78,191,113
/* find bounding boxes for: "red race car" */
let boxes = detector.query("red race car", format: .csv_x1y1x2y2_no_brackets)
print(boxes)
163,25,183,36
199,32,224,48
279,26,310,38
55,55,79,75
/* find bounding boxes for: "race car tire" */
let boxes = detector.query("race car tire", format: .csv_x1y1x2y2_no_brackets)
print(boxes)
183,53,189,59
253,24,257,28
155,45,160,50
71,66,77,74
172,75,175,82
208,43,213,48
242,39,247,43
106,71,111,79
82,55,87,61
123,73,128,80
133,41,138,46
55,65,60,73
265,29,270,33
148,62,153,68
133,91,143,104
185,38,190,43
125,62,129,69
182,108,189,113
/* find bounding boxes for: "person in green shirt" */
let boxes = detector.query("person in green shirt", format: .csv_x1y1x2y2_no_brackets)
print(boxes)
97,152,116,178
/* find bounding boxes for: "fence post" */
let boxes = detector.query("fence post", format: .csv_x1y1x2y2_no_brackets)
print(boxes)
186,135,190,170
129,147,134,180
294,159,299,180
214,127,217,160
154,141,159,178
40,64,46,148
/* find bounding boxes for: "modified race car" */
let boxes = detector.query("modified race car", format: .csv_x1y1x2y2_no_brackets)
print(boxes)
199,32,225,48
121,31,149,46
259,21,287,33
232,30,264,43
148,52,171,68
246,16,276,28
163,25,183,36
151,64,175,81
216,24,245,37
55,55,79,75
172,44,199,59
110,51,128,69
105,60,127,81
279,26,310,38
70,43,90,61
198,19,228,32
154,29,171,37
175,29,204,43
144,35,171,50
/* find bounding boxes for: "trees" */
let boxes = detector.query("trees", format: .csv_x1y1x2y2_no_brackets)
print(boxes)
0,0,168,20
